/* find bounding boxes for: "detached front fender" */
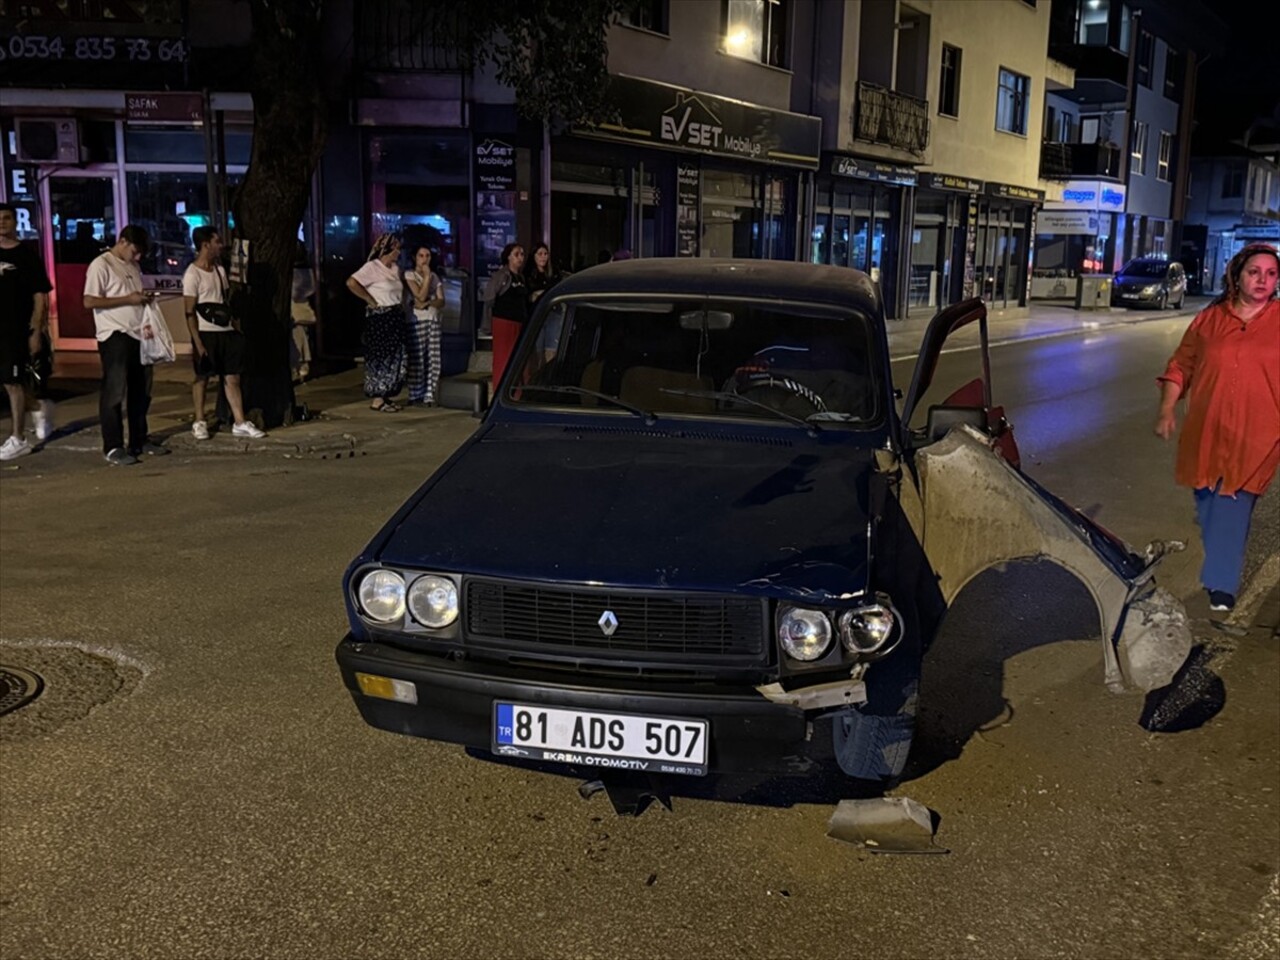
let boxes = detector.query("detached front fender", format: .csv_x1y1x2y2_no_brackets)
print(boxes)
914,425,1192,693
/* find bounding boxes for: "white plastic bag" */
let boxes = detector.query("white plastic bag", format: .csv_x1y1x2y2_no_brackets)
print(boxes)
139,301,176,365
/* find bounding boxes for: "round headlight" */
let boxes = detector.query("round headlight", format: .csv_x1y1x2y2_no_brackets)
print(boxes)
357,569,405,623
778,608,833,662
839,604,897,654
408,575,459,629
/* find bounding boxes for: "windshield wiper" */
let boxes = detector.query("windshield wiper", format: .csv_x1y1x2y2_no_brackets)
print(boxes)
520,384,657,422
658,388,821,433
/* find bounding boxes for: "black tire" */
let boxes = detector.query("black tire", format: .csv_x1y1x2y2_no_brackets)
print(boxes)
832,659,920,781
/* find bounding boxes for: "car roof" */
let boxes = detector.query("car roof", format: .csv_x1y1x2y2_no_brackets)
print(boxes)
548,258,883,315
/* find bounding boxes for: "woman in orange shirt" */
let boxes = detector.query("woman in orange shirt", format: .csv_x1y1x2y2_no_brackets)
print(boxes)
1155,243,1280,612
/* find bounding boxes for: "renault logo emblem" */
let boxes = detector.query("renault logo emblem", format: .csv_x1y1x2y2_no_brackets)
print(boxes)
598,610,619,637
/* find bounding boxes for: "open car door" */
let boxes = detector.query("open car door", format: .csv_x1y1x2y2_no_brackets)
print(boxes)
898,300,1191,694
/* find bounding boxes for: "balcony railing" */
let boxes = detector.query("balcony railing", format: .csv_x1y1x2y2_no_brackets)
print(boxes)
355,0,468,72
1039,141,1122,180
853,81,930,156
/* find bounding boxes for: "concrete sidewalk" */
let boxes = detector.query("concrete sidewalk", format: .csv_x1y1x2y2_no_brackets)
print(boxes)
10,295,1209,464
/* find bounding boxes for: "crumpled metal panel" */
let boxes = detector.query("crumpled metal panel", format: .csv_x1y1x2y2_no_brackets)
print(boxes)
915,425,1192,692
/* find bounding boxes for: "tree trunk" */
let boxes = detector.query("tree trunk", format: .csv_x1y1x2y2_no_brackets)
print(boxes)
232,1,327,429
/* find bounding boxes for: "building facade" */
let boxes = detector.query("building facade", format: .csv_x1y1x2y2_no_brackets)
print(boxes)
13,0,1213,362
1036,0,1222,292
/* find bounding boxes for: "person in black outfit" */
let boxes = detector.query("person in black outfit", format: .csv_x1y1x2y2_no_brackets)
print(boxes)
0,202,52,461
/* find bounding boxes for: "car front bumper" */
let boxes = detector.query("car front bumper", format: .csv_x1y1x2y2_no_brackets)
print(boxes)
335,634,819,775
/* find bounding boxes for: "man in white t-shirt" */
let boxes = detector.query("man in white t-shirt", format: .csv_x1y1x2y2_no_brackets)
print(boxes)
82,225,171,466
182,226,265,440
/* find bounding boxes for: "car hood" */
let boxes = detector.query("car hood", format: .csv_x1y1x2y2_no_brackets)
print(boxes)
376,424,875,600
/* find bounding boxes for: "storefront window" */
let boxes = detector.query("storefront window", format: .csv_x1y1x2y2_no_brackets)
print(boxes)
125,171,242,279
125,126,252,165
910,194,947,308
702,168,793,260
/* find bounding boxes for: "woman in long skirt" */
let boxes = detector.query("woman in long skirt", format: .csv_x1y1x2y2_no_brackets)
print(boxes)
405,245,445,406
346,233,408,411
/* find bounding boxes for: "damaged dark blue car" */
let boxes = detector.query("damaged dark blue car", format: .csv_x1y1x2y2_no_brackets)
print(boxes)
335,260,1191,784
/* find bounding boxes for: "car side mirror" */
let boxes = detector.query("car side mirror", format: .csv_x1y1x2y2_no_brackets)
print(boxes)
924,404,987,444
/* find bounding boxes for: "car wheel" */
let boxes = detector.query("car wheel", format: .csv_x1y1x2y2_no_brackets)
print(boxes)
832,656,920,781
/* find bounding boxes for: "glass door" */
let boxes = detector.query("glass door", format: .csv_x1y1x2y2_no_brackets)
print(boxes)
44,172,119,345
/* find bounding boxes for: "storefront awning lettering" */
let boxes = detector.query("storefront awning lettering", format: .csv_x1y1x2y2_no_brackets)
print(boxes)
985,181,1046,203
576,75,822,169
1044,179,1126,213
918,172,983,194
1037,210,1100,235
829,155,916,186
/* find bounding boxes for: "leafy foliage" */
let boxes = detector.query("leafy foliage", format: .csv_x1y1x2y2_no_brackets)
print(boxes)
431,0,627,126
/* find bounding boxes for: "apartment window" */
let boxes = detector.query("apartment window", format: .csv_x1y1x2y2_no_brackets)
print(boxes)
1076,0,1129,50
1157,131,1172,182
623,0,668,34
996,68,1030,136
1136,30,1154,88
722,0,789,69
939,44,962,118
1130,120,1148,176
1222,167,1243,199
1164,48,1183,100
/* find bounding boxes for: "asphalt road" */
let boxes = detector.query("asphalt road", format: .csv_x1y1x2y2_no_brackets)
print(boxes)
2,317,1277,959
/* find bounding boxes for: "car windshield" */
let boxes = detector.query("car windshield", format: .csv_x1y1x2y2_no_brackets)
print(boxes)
1119,260,1170,278
505,296,883,425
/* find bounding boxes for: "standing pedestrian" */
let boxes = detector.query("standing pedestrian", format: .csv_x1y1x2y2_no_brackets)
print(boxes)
480,242,527,391
0,202,51,461
183,226,266,441
82,225,171,466
525,242,560,307
290,240,316,383
1155,242,1280,612
346,233,407,412
404,246,445,406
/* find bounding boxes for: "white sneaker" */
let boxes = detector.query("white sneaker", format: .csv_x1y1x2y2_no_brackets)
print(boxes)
192,420,210,440
232,421,267,439
0,435,32,461
32,400,55,441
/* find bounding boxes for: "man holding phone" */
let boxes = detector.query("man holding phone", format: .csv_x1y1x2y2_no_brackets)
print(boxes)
83,224,170,465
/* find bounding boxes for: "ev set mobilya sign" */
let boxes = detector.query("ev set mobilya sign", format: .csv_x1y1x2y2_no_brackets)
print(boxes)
580,74,821,169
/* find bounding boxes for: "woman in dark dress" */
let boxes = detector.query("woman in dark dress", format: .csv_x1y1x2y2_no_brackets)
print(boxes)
481,242,527,392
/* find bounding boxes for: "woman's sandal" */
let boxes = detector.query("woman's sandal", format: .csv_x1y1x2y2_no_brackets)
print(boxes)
371,400,401,412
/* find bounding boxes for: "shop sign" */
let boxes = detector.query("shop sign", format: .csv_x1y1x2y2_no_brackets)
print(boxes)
581,74,821,169
1048,180,1126,212
676,161,699,257
474,137,519,300
4,165,40,239
125,92,203,123
830,155,917,186
1038,210,1099,236
918,172,983,194
985,181,1046,203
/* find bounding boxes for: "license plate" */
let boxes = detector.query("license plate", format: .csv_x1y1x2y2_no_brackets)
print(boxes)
493,702,709,776
1122,294,1140,299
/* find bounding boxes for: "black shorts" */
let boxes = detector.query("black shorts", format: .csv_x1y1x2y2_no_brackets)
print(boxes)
0,325,31,386
192,330,246,378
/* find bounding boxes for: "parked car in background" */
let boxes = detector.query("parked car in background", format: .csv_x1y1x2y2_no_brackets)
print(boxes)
1111,257,1187,309
335,260,1192,790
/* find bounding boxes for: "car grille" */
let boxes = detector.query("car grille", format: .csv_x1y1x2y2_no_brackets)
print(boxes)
465,579,769,664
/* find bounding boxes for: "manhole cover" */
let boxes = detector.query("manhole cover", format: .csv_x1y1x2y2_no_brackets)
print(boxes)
0,665,44,716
